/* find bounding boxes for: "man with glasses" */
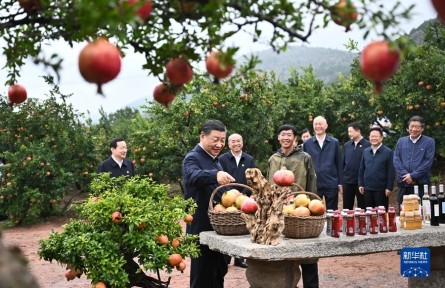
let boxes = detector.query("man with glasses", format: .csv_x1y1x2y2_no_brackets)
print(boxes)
394,115,435,206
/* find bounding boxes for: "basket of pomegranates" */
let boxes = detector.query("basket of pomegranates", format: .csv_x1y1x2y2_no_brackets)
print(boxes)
208,183,253,235
282,191,326,239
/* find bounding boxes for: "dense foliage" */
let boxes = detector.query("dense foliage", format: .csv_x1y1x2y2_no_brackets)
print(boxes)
38,174,199,287
0,80,99,224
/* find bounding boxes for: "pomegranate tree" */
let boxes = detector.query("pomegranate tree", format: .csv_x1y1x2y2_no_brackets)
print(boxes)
78,38,122,95
205,51,234,79
8,84,27,106
165,57,193,86
359,40,400,94
330,0,358,31
153,83,176,107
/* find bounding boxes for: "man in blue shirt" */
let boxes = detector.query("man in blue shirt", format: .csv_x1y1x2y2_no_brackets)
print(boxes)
182,120,235,288
393,115,435,206
303,116,343,210
96,138,135,178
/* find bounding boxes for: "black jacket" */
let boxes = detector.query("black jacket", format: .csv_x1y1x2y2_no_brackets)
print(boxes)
218,151,256,195
96,157,135,178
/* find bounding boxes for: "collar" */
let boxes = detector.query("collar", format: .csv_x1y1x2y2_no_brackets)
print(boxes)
111,155,124,166
410,135,422,143
198,143,217,159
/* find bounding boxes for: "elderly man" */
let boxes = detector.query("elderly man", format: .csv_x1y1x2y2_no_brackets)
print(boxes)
303,116,343,211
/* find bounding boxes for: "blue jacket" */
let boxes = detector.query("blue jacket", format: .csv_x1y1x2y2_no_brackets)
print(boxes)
218,151,255,195
182,145,222,235
358,145,395,191
303,135,343,189
343,138,371,184
393,135,435,186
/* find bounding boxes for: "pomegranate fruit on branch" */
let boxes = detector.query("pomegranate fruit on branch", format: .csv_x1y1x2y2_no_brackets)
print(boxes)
8,84,27,107
359,40,400,94
205,50,235,80
330,0,358,32
166,57,193,86
78,38,122,96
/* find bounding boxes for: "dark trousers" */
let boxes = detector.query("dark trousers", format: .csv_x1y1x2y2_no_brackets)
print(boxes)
364,189,388,211
317,188,338,210
190,244,228,288
397,185,426,207
343,183,366,210
301,263,319,288
224,254,244,265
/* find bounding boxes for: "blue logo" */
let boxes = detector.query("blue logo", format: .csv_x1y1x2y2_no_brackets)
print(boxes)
400,247,430,278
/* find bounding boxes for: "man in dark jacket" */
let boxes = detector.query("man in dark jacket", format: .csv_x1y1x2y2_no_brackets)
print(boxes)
343,123,370,210
219,133,255,268
182,120,235,288
393,115,435,206
96,138,135,177
358,127,395,210
303,116,343,210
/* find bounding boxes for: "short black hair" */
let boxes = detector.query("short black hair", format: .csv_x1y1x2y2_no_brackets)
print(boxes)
200,120,226,136
408,115,425,128
277,124,298,136
348,123,363,133
300,128,310,135
110,138,125,148
369,127,383,137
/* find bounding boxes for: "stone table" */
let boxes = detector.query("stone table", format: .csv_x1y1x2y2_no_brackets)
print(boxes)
200,224,445,288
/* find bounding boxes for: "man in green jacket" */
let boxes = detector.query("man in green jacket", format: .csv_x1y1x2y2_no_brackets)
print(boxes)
267,124,319,288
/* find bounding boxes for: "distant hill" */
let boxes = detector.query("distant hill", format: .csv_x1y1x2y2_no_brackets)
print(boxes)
241,45,357,84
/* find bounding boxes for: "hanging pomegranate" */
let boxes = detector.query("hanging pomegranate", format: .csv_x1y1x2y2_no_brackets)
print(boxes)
330,0,358,31
166,57,193,86
8,84,28,106
78,38,122,96
205,51,234,79
432,0,445,22
359,41,400,94
153,83,176,107
122,0,153,21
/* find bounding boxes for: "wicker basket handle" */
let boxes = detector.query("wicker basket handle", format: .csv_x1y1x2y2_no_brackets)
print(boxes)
208,183,254,212
289,190,322,201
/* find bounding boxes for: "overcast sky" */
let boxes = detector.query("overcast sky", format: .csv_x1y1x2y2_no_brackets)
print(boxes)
0,0,437,120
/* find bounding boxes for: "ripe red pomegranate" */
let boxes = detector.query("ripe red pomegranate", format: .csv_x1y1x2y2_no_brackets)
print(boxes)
8,84,27,106
273,167,295,187
166,57,193,86
331,0,358,31
359,41,400,94
19,0,42,13
78,38,122,95
153,83,176,107
432,0,445,22
205,51,234,79
124,0,153,20
168,253,183,267
111,211,122,224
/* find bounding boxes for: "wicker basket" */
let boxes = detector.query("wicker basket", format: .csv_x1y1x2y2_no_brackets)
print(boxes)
282,191,326,239
208,183,253,235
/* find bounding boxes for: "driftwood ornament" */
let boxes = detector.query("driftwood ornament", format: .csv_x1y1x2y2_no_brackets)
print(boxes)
241,168,292,245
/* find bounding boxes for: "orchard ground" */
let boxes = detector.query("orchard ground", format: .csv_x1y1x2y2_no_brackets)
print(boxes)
1,192,409,288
